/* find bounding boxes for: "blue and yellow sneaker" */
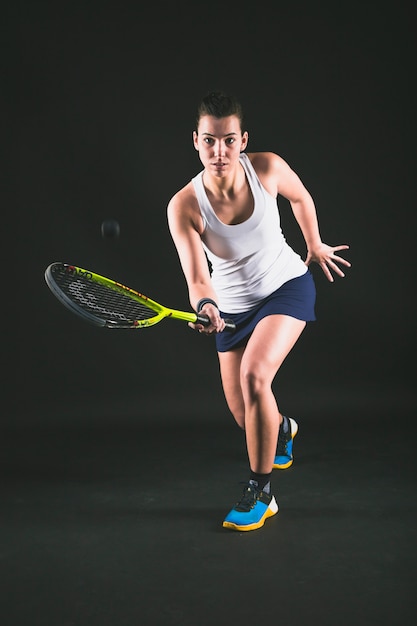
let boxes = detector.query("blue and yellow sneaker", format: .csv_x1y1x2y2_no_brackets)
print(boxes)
222,483,278,531
273,416,298,469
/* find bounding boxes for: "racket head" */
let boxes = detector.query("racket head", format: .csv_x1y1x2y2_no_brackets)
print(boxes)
45,262,166,329
45,262,236,332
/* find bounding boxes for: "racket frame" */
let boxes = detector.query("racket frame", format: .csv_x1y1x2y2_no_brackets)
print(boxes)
44,262,232,330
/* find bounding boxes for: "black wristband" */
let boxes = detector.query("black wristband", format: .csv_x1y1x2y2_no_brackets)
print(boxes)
196,298,219,313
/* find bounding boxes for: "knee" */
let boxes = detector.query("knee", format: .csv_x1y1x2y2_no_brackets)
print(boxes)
240,364,269,400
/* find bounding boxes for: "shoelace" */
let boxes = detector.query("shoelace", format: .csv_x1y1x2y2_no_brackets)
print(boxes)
235,483,259,511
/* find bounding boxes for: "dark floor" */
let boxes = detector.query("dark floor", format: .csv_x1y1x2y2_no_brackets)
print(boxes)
1,407,416,626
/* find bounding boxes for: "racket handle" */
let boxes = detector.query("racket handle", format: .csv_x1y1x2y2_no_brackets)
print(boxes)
223,319,236,332
196,314,236,333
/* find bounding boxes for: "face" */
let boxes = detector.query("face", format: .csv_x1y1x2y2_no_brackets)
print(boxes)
193,115,248,177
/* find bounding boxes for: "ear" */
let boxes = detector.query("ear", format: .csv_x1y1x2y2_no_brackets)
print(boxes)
192,130,199,151
240,131,249,152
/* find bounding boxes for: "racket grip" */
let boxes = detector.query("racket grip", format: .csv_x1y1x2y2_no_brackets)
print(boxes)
196,314,236,333
223,319,236,332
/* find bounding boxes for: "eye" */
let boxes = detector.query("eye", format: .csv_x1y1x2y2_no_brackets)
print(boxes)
225,137,235,145
203,137,215,145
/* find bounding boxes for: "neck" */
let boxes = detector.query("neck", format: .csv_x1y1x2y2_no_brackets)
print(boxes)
203,160,245,198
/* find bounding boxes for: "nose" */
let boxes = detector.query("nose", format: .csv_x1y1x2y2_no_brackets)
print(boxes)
214,140,226,157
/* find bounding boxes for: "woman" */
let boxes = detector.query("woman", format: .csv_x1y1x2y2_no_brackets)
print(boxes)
167,91,350,531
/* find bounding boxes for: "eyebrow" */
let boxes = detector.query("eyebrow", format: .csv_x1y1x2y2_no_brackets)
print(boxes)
201,132,238,137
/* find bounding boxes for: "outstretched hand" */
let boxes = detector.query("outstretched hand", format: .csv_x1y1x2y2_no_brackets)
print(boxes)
305,243,351,282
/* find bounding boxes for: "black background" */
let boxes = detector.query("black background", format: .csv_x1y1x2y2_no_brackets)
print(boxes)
7,1,416,425
4,3,417,625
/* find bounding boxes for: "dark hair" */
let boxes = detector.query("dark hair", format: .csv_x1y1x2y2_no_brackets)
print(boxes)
196,91,245,130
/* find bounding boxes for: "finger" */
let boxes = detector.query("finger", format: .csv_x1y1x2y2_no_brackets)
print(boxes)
189,322,205,331
333,267,346,277
327,258,346,277
320,262,334,282
331,252,351,268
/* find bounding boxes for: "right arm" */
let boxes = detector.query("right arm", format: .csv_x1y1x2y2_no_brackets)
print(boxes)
167,186,225,333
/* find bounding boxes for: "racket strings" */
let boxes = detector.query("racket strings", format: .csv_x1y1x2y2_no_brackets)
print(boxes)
55,272,158,322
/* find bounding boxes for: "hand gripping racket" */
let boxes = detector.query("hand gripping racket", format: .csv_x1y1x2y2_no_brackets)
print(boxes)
44,262,236,332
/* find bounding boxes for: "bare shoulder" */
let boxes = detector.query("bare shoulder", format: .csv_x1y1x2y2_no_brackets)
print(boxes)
246,151,292,196
167,181,202,233
247,151,290,174
168,181,196,215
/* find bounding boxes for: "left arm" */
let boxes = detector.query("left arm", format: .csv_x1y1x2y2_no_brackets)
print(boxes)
252,152,351,282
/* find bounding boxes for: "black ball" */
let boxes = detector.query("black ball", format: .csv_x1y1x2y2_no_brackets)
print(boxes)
101,219,120,239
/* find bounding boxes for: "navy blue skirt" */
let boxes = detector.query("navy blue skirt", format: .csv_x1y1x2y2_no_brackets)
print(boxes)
216,270,316,352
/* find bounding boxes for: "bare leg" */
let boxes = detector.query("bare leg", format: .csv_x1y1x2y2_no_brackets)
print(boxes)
218,314,306,473
217,345,246,429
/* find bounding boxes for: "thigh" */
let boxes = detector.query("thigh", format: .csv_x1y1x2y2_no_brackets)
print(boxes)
217,314,306,422
242,314,306,381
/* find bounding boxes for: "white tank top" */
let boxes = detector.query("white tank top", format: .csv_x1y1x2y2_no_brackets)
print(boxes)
192,153,307,313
